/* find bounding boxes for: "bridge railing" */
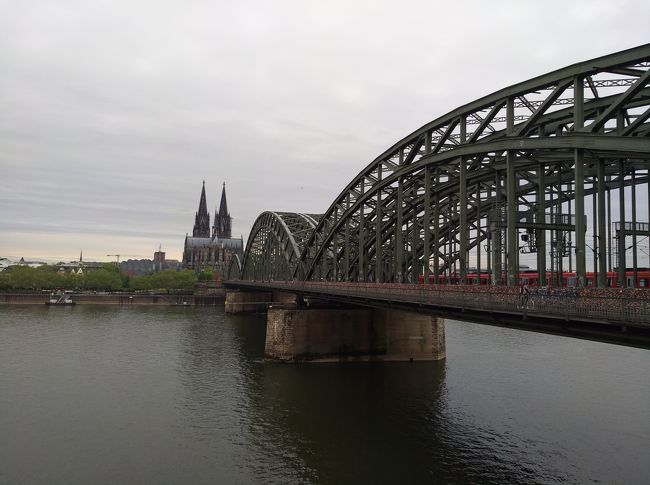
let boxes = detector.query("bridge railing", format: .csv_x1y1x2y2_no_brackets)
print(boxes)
232,281,650,325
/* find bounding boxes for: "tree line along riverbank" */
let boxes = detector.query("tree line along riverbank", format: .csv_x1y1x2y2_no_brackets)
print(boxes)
0,264,217,292
0,265,226,305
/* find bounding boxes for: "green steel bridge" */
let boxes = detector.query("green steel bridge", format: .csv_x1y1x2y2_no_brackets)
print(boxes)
225,45,650,346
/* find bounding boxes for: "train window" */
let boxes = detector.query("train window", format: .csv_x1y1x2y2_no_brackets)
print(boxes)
627,277,634,288
641,279,647,288
586,279,593,286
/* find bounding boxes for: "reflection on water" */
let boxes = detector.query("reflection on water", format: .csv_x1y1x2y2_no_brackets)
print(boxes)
253,360,447,484
1,305,649,484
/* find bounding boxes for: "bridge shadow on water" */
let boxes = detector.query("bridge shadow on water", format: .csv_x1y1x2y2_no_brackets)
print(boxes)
252,359,452,484
174,309,650,484
202,312,554,484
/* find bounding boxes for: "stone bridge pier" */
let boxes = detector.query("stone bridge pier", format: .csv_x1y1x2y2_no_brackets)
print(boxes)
225,290,445,363
225,289,299,313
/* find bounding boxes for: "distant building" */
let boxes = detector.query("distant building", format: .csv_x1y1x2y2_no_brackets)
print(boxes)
182,181,243,275
56,257,103,273
153,247,165,273
0,257,11,271
120,251,181,277
54,251,84,273
120,259,155,277
18,257,47,268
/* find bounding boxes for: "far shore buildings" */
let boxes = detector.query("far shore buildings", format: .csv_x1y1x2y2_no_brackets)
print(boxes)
182,181,243,276
1,250,181,277
0,253,104,274
119,254,181,277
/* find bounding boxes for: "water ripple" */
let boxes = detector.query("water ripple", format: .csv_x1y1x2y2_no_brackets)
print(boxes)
0,307,648,484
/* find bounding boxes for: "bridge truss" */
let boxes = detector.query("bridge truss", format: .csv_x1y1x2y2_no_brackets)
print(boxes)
232,212,321,281
232,44,650,288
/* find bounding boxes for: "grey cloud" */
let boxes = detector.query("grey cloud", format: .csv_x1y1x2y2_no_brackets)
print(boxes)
1,0,649,260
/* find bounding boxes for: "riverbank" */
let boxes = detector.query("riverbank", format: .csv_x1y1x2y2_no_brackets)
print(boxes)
0,291,225,305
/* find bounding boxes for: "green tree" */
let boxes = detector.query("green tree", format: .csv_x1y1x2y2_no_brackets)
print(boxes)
121,274,131,289
102,262,120,273
0,272,10,290
130,270,196,293
130,275,151,291
7,266,37,290
82,269,122,291
174,270,197,290
32,266,64,290
198,270,214,281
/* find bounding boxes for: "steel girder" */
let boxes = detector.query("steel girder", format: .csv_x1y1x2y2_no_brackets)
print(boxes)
226,253,242,280
239,44,650,287
239,211,321,281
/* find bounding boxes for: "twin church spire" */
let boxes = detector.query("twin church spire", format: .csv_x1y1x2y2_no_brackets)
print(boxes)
192,181,210,237
191,181,232,239
214,182,231,239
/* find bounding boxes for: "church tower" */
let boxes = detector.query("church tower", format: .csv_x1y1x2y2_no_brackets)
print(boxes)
192,181,211,237
214,182,232,239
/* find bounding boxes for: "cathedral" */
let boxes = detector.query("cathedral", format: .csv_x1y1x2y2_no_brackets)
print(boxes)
182,181,243,276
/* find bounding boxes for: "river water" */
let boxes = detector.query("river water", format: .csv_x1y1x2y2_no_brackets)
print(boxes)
0,305,648,484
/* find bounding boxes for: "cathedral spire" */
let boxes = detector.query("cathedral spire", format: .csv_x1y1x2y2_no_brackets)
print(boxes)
192,180,211,237
218,182,228,218
212,205,218,239
215,182,232,239
198,180,208,216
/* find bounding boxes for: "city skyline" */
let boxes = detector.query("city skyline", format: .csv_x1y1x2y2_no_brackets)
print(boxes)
2,1,649,261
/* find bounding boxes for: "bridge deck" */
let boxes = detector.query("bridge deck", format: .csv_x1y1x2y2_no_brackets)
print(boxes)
224,281,650,349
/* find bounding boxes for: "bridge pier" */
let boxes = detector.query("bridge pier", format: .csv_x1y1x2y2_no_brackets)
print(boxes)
225,290,273,313
265,307,445,363
225,290,299,313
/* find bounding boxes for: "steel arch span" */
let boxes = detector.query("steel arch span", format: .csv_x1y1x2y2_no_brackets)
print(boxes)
237,44,650,288
235,211,321,281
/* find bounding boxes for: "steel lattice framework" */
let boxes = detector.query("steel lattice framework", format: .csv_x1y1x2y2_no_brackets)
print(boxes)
231,44,650,288
231,212,321,280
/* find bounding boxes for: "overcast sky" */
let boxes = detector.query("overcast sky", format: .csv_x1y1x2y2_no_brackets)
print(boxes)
1,0,649,262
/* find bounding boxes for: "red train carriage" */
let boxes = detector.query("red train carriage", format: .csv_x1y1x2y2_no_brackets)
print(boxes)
419,270,650,288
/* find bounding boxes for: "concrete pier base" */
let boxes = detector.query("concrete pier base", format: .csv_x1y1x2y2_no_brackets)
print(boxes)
271,291,299,308
376,309,446,362
265,307,445,362
225,290,273,314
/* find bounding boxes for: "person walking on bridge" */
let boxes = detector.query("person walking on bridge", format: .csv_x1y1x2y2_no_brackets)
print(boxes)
519,283,530,309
